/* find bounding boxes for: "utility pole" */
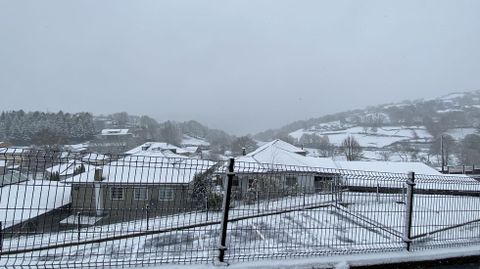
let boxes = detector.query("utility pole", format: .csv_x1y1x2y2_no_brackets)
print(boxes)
441,135,445,173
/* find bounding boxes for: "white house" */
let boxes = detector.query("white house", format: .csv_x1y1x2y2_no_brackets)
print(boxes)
233,140,340,197
46,160,93,180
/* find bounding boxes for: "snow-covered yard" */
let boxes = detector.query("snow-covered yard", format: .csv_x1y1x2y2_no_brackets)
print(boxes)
2,190,480,268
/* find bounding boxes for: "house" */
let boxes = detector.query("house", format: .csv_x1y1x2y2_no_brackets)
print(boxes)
126,142,198,158
98,129,132,139
89,129,136,154
45,160,93,180
0,148,29,168
1,165,29,187
228,139,471,201
62,156,216,225
335,161,443,175
82,153,110,166
232,140,340,200
335,161,477,194
64,143,89,153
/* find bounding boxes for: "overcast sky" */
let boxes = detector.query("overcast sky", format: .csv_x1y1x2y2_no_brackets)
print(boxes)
1,1,479,135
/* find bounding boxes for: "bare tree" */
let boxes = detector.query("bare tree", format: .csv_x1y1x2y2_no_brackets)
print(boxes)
231,136,257,156
341,136,363,161
378,151,391,161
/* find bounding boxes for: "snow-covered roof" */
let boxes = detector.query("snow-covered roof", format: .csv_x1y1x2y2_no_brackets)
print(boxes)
250,140,306,156
125,142,187,158
64,156,216,184
46,160,93,177
0,181,71,229
335,161,443,175
183,146,199,154
100,129,130,136
0,148,28,155
235,140,337,172
64,143,89,152
0,170,29,186
82,153,110,162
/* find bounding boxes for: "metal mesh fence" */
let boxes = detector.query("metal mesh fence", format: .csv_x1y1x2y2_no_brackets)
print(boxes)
0,148,479,268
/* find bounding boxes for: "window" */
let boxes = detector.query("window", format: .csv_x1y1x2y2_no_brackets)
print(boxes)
134,187,148,201
110,187,124,200
248,178,256,188
314,175,332,192
286,176,297,187
159,187,174,201
232,176,239,187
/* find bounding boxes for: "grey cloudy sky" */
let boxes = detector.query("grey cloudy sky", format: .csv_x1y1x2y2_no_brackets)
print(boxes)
1,1,479,135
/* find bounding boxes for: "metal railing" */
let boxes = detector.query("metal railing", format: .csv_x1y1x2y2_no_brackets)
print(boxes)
0,149,480,268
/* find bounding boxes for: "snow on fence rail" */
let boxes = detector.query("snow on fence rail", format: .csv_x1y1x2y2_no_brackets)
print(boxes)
0,149,480,268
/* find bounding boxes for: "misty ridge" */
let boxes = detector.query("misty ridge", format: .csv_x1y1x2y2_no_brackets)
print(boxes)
1,89,480,166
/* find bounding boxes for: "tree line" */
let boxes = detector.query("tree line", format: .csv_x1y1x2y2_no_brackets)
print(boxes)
0,110,96,146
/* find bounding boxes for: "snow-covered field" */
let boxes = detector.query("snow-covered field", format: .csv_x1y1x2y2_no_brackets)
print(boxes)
289,121,479,163
290,125,432,148
2,189,480,268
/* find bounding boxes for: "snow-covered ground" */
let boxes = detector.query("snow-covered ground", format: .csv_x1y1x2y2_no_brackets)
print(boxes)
289,122,478,163
290,125,432,148
2,189,480,268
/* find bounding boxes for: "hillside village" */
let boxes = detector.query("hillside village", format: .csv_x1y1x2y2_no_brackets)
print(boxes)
1,136,479,268
1,90,480,266
0,136,474,232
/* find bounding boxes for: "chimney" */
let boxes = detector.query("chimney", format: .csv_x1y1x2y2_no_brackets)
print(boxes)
94,168,104,216
242,147,246,156
94,168,103,181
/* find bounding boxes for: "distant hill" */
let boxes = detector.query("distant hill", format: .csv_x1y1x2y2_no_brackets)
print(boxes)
254,90,480,165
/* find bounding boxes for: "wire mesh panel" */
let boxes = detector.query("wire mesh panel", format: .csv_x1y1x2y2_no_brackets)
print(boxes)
1,148,480,268
223,162,408,262
410,174,480,250
0,149,225,268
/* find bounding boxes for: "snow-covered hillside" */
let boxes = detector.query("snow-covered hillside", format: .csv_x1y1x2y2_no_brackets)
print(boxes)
254,90,480,165
290,125,431,148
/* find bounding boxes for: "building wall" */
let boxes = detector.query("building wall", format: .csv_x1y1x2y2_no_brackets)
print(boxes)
71,184,96,214
232,172,336,200
71,183,192,223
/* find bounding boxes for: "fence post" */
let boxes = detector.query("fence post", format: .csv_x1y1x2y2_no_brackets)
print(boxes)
256,191,260,214
0,221,3,252
146,205,150,231
206,196,209,221
303,185,306,207
218,158,235,264
403,172,415,251
77,212,81,241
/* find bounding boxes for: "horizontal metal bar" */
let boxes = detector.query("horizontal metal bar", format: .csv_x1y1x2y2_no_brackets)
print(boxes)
0,202,334,256
411,217,480,240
